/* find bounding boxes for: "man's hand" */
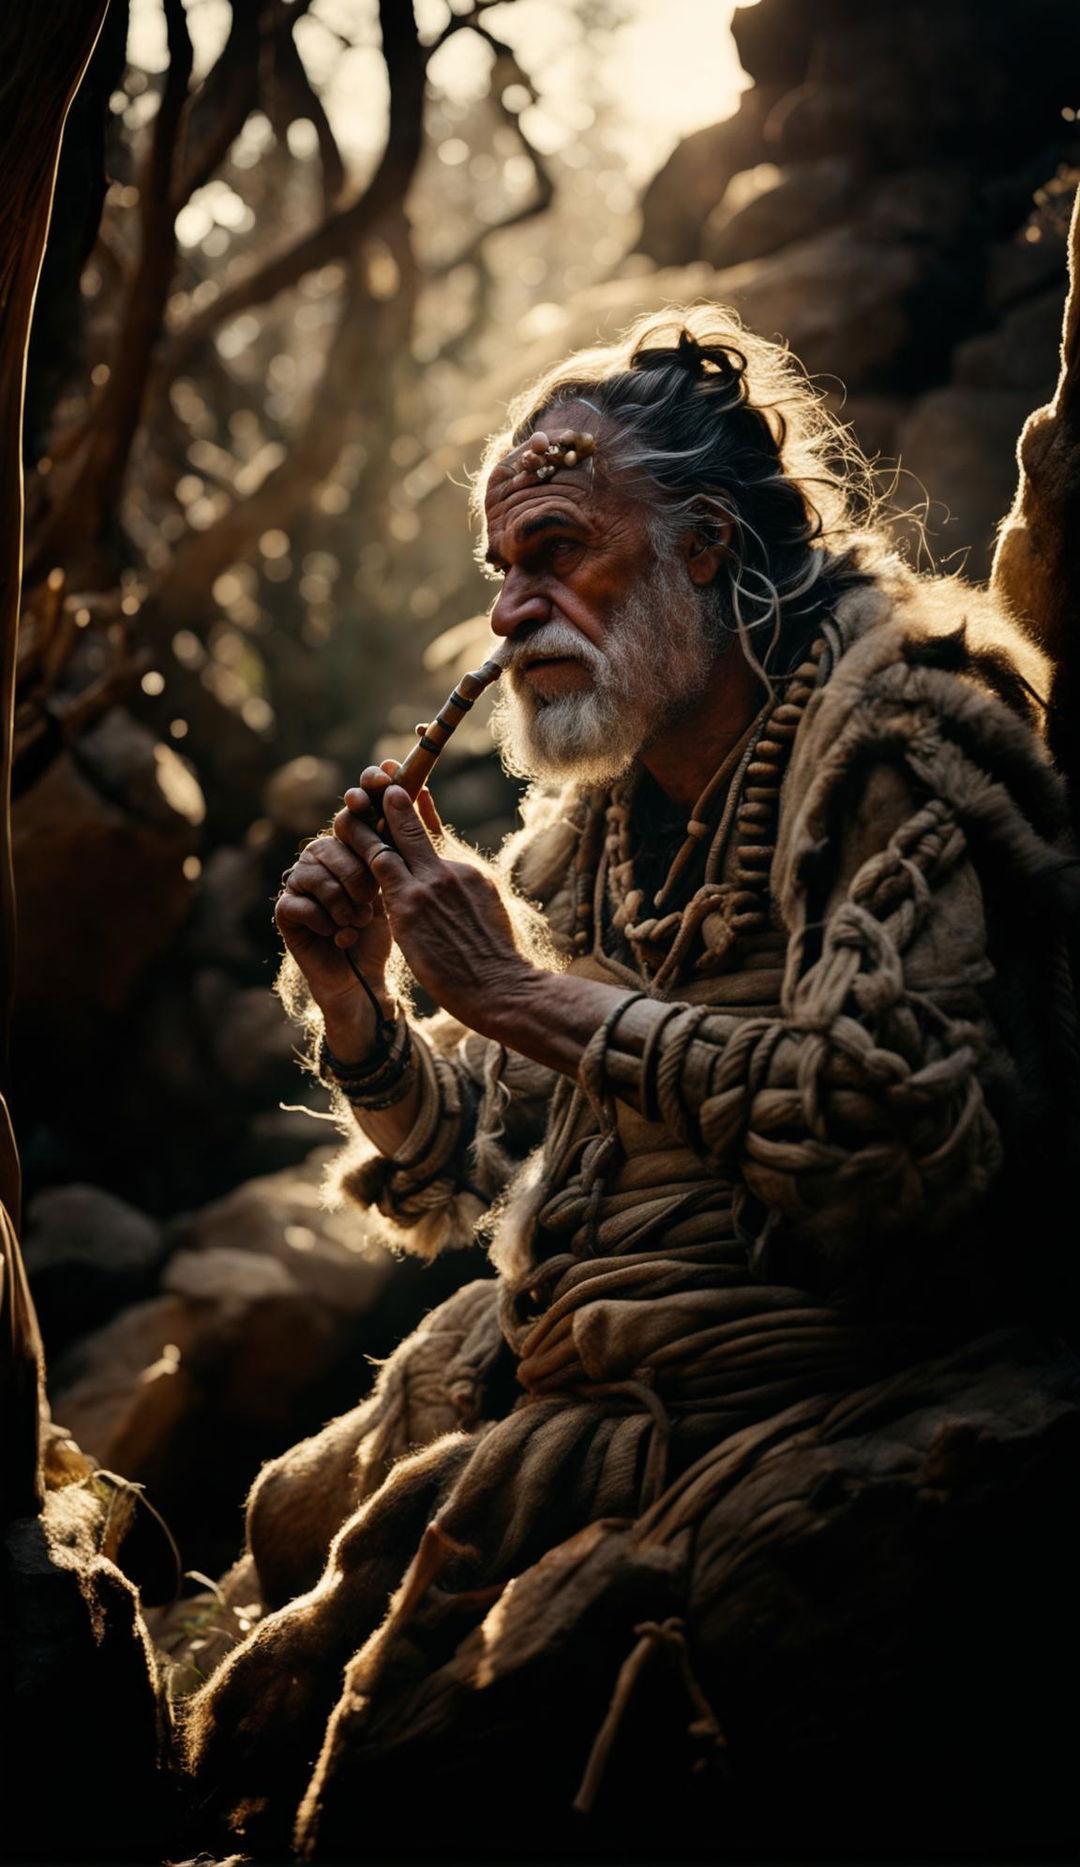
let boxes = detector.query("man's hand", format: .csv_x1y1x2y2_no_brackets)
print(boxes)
333,780,536,1037
274,760,436,1058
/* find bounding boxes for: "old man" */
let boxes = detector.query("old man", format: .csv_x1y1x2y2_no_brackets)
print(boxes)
186,311,1079,1859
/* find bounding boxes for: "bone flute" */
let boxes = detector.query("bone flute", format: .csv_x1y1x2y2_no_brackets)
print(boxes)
348,642,510,830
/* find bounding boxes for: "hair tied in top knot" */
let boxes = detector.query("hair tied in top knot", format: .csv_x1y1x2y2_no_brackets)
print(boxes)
630,328,749,398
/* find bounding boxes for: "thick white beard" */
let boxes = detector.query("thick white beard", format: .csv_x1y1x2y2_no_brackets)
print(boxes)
490,554,714,787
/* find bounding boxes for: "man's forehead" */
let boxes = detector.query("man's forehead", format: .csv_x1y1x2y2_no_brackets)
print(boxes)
482,401,616,545
483,473,599,545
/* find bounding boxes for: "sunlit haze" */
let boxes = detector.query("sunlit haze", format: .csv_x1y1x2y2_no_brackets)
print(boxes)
128,0,753,182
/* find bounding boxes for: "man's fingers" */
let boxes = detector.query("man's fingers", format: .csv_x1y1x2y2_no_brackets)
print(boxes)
334,802,384,859
275,889,338,941
416,786,444,841
381,786,441,875
341,785,374,822
307,835,379,910
342,761,399,818
291,854,358,928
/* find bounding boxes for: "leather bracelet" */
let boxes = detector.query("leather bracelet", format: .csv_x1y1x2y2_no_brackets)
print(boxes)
318,1019,414,1106
320,1003,401,1078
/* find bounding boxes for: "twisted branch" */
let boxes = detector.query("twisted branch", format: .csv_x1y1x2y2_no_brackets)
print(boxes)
157,0,427,386
147,0,427,631
266,22,346,211
27,0,194,582
425,22,554,282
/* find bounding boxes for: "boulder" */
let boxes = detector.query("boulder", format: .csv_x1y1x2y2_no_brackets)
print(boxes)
635,89,777,266
718,227,927,388
986,230,1070,313
952,286,1066,394
833,394,907,465
895,386,1035,579
165,1245,299,1311
263,754,345,839
136,979,222,1109
46,1173,373,1566
766,2,1080,172
22,1182,167,1351
476,235,925,435
193,968,299,1100
76,705,205,832
48,1294,202,1488
703,157,859,269
185,842,269,968
230,1104,338,1180
46,1145,391,1485
730,0,813,92
860,167,977,245
166,1146,393,1319
13,711,196,1029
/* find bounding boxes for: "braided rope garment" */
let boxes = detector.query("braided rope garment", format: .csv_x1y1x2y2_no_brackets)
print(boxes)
188,577,1080,1847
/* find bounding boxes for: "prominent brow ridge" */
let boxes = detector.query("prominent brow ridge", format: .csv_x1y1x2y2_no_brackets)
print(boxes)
484,510,586,565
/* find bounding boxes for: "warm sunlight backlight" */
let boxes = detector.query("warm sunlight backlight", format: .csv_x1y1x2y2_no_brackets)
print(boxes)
127,0,755,179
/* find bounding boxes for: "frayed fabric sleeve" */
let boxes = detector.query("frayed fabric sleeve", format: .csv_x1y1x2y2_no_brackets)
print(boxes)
331,1013,557,1261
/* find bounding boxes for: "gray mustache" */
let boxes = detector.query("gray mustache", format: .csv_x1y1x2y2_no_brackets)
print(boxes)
502,622,606,674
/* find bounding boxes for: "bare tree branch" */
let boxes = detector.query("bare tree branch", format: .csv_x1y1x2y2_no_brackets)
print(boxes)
28,0,194,584
266,22,346,211
158,0,426,383
426,23,554,281
148,0,427,630
172,0,266,211
430,249,496,366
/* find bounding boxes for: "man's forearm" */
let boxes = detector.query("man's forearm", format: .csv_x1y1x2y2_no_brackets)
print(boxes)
484,966,636,1079
322,964,634,1162
322,997,424,1157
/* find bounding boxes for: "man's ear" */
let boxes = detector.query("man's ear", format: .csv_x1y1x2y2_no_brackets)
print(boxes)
682,504,733,587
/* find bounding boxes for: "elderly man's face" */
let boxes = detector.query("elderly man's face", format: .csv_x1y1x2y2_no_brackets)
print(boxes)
483,410,717,783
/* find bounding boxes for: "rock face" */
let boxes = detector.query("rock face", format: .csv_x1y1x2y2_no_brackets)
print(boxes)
13,709,197,1030
41,1147,490,1576
703,157,859,268
632,0,1079,578
636,88,781,268
263,754,345,839
47,1149,386,1477
23,1182,168,1351
893,387,1038,572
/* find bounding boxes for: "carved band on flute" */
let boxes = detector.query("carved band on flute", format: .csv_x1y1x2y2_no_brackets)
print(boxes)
348,643,511,833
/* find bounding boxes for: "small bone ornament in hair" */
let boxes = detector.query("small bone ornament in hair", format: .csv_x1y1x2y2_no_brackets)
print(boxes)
492,427,597,487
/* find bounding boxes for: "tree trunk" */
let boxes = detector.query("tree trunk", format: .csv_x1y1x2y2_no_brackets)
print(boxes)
0,0,110,1521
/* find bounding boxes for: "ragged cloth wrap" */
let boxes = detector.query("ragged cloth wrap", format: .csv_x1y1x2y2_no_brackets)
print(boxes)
184,567,1080,1857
